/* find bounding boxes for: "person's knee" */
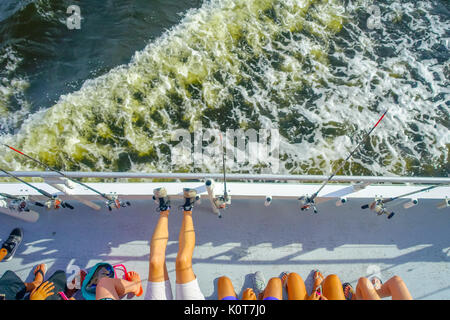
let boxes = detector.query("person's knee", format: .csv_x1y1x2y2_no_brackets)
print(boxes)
325,274,341,283
267,277,282,288
288,272,303,282
150,255,165,271
175,254,192,270
389,275,405,285
357,277,372,288
218,276,232,287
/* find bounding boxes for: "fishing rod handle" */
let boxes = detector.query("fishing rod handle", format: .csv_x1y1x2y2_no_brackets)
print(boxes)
64,202,74,210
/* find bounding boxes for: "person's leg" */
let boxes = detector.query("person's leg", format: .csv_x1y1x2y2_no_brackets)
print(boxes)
283,272,308,300
322,274,346,300
24,264,46,293
96,272,142,300
354,277,381,300
375,276,412,300
176,209,196,284
218,276,238,300
262,278,283,300
175,189,204,300
149,210,170,283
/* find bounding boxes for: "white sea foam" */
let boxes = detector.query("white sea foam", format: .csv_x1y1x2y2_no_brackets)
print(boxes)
0,0,448,176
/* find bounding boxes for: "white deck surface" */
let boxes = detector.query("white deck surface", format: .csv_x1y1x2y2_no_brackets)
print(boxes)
0,191,449,300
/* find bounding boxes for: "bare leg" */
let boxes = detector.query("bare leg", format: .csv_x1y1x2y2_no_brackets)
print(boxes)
262,278,283,300
96,273,141,300
176,210,196,284
354,277,381,300
282,272,308,300
218,276,237,300
375,276,412,300
24,264,46,293
149,210,170,282
322,274,346,300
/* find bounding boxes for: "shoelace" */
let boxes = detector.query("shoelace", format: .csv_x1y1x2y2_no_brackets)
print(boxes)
2,236,19,252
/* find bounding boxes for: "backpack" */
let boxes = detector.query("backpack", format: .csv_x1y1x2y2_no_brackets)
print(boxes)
81,263,128,300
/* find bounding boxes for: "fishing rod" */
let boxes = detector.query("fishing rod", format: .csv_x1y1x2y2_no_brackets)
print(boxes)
0,168,73,210
0,192,44,212
299,109,389,213
212,133,231,218
361,182,450,219
3,144,130,211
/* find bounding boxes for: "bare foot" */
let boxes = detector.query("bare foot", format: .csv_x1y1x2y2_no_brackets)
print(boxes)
126,271,143,296
312,270,324,292
281,272,289,290
370,277,382,290
33,264,46,285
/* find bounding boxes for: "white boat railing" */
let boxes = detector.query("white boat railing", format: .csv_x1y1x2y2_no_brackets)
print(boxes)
0,171,449,184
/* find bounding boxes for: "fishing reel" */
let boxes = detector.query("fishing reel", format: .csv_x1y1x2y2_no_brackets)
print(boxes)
0,196,31,213
9,197,31,212
0,194,44,212
45,197,74,210
361,198,395,219
214,194,231,210
105,194,131,211
299,195,318,214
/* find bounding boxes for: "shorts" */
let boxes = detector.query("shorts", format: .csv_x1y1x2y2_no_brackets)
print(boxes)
222,296,238,300
144,278,205,300
263,296,279,300
0,271,26,300
144,280,173,300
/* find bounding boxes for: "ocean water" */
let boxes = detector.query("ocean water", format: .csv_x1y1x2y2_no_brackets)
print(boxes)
0,0,449,177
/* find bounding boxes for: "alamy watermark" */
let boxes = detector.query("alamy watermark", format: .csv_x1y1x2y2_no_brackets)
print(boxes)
66,5,81,30
171,124,280,173
367,5,382,30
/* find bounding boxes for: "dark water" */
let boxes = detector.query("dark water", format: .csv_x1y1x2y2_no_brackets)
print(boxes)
0,0,203,113
0,0,449,177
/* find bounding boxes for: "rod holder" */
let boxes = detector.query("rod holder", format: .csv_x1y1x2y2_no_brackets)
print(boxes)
264,196,272,207
437,197,450,209
336,197,347,207
403,198,418,209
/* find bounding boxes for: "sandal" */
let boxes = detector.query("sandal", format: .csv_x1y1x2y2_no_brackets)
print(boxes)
312,269,324,293
369,276,383,290
280,271,289,289
33,264,47,283
342,282,354,300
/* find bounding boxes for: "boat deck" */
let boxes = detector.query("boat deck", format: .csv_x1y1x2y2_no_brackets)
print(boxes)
1,189,449,300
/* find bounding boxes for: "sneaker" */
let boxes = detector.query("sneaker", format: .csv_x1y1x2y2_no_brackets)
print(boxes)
153,188,170,212
1,228,23,262
252,271,266,298
181,188,199,211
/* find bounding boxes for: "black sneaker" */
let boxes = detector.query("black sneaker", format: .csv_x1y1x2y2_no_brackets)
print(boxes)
153,188,170,212
181,188,199,211
1,228,23,262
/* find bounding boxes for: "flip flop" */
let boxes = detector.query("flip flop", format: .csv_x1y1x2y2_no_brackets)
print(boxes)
280,271,289,289
369,276,383,290
312,269,324,293
33,264,47,282
125,272,143,297
342,282,354,300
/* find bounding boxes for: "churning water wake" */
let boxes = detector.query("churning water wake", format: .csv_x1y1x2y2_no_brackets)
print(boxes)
0,0,449,177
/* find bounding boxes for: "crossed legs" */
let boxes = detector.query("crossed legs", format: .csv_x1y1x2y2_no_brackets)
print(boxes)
352,276,412,300
218,276,282,300
282,271,345,300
